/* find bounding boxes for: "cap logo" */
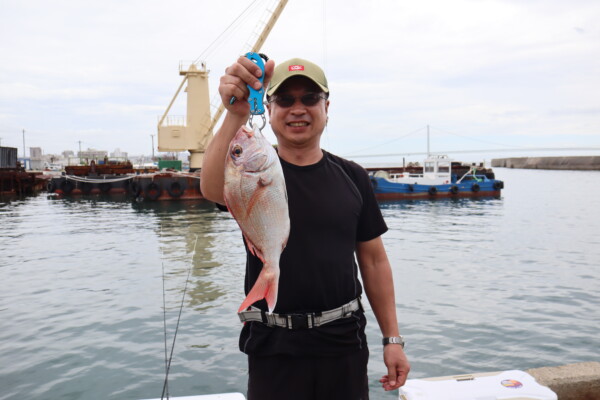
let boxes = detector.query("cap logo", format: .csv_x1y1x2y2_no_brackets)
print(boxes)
289,65,304,71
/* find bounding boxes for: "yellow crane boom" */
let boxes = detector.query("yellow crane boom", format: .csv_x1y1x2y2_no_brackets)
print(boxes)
157,0,288,170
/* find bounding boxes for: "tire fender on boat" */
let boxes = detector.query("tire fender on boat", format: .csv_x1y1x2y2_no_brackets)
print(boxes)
61,179,74,194
99,182,111,193
408,184,414,192
146,182,161,200
130,180,141,196
450,185,459,194
472,183,480,192
81,182,93,194
493,181,503,190
428,186,437,195
167,181,184,198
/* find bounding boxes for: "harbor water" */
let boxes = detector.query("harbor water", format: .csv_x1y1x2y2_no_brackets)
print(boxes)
1,167,599,399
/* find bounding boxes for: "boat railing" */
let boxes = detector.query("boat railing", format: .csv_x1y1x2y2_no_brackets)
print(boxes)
389,172,423,180
456,166,489,183
159,115,186,127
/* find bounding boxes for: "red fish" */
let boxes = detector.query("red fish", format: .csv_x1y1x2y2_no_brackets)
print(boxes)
224,124,290,313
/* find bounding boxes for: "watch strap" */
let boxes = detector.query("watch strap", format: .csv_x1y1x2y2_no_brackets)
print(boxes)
382,336,405,348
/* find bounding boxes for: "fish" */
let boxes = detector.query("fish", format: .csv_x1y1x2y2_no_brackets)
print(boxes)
223,123,290,313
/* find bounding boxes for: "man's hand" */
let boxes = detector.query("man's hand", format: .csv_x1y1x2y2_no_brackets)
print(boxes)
219,55,275,116
380,344,410,391
201,56,274,204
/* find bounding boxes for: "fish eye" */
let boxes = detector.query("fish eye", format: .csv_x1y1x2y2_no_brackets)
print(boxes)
232,145,243,157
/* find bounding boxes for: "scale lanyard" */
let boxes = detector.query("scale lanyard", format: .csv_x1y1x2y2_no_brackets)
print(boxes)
245,52,268,131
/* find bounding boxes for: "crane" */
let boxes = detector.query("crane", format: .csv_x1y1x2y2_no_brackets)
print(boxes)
157,0,288,171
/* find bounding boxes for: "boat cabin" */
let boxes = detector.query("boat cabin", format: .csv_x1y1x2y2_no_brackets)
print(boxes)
389,155,453,185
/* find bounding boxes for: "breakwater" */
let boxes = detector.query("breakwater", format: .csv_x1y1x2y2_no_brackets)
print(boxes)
527,362,600,400
491,156,600,170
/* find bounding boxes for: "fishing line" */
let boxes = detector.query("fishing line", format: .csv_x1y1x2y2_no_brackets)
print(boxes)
161,259,169,399
160,235,199,400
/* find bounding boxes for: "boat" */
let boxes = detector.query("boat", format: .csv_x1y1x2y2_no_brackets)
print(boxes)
369,155,504,200
46,158,205,201
1,146,49,197
47,159,136,196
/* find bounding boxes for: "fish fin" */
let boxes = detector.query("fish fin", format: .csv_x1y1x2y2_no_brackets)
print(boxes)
244,235,256,256
227,188,265,262
244,234,256,257
243,234,265,262
223,196,237,219
245,181,268,216
238,264,279,313
258,176,272,187
225,197,252,253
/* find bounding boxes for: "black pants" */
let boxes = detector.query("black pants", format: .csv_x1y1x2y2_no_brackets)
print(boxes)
247,347,370,400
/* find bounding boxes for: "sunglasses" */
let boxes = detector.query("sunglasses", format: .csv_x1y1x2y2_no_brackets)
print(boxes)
268,92,327,108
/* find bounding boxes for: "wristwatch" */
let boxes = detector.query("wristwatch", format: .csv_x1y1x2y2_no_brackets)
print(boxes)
382,336,405,348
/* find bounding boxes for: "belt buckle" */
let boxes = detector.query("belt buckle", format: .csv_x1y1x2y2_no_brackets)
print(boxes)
287,313,311,329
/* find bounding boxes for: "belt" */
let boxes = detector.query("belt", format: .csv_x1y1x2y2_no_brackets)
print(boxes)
238,297,363,330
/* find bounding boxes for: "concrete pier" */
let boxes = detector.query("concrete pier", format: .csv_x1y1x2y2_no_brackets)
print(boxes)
491,156,600,170
527,362,600,400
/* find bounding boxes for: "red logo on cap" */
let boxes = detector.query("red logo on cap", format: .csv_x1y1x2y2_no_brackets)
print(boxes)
289,65,304,71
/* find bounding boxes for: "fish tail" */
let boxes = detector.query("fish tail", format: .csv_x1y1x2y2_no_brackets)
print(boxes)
237,264,279,313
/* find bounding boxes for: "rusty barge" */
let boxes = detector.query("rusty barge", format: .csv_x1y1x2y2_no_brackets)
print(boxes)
46,160,203,201
0,146,48,197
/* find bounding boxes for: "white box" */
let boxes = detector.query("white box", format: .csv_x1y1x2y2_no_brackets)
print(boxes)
399,370,557,400
141,393,245,400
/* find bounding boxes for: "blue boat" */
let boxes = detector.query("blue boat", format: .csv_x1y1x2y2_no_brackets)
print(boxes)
369,155,504,200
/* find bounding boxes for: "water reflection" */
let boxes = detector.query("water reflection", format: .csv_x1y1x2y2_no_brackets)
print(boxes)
378,196,503,211
43,196,245,312
47,192,131,206
131,199,242,311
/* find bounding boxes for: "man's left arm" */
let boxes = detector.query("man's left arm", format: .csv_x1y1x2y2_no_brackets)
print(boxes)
356,236,410,391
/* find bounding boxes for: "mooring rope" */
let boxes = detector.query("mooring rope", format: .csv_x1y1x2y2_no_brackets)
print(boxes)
64,174,134,183
166,171,202,180
160,235,199,400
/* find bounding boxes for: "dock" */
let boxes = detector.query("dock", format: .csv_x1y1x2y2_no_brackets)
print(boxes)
527,361,600,400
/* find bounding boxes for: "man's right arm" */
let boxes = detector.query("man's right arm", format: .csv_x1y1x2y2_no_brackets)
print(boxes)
200,112,248,204
200,56,274,204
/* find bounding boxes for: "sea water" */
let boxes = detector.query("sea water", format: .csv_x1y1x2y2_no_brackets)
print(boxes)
0,168,599,399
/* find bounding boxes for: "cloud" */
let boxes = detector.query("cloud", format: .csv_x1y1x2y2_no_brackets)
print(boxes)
1,0,599,158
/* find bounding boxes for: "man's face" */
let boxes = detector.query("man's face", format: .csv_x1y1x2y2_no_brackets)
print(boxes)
267,76,329,149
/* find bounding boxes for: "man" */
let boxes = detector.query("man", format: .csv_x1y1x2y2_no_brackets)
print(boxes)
201,56,409,399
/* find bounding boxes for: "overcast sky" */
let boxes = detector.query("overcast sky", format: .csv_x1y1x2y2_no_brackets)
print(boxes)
1,0,599,163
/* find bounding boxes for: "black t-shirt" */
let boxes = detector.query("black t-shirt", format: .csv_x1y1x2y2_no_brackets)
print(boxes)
237,150,388,357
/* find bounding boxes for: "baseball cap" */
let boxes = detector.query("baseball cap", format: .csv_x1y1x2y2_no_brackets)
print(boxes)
267,58,329,96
